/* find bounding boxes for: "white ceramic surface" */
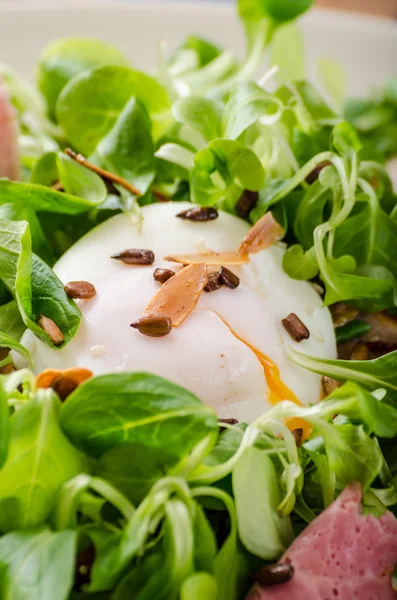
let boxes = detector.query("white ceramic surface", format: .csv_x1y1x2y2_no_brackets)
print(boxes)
0,2,396,97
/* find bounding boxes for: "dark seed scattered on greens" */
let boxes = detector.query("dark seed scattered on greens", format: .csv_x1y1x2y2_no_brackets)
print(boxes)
153,268,175,284
204,271,222,293
350,341,369,361
255,563,294,587
235,190,259,219
130,314,172,337
219,266,240,289
64,281,96,299
305,160,332,184
38,315,64,346
282,313,310,342
111,248,155,265
176,206,218,221
218,418,239,425
292,427,303,447
322,375,341,397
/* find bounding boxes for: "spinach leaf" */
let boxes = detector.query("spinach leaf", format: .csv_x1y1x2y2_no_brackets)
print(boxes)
335,319,371,344
282,244,319,280
56,153,107,204
294,180,330,249
0,331,31,368
0,179,105,215
96,97,155,195
190,139,265,211
180,573,218,600
57,65,171,154
0,220,81,348
60,373,218,458
37,36,129,120
287,346,397,400
0,377,9,469
0,390,85,531
0,528,76,600
172,97,223,143
193,503,217,572
0,301,26,341
232,447,293,559
223,81,283,140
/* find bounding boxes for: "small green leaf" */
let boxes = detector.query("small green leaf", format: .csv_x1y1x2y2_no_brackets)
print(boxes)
233,447,293,559
57,65,171,154
56,153,107,204
318,57,346,111
271,22,305,81
172,97,223,142
37,36,129,119
335,320,371,344
181,573,218,600
282,245,319,280
332,121,362,156
96,97,155,195
0,301,25,341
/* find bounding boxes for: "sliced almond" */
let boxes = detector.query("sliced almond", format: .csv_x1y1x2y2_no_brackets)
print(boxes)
38,315,64,346
144,263,207,327
238,211,284,256
164,252,249,266
36,367,93,400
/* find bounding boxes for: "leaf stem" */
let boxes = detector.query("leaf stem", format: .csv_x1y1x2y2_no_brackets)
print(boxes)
64,148,169,202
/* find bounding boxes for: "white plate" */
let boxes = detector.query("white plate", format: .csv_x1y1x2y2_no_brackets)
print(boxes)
0,1,396,97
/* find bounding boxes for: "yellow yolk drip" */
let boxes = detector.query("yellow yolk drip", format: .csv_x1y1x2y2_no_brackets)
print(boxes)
213,311,312,439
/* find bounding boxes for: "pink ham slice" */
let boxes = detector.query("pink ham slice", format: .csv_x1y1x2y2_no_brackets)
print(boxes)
246,483,397,600
0,75,19,180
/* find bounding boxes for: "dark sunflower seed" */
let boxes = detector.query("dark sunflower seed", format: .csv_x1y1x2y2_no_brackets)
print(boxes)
38,315,64,346
292,427,303,447
64,281,96,299
219,266,240,289
235,190,259,219
322,376,341,397
52,376,79,402
218,418,239,425
305,160,332,184
111,248,155,265
204,271,222,293
130,314,172,337
176,206,218,221
282,313,310,342
255,563,294,587
350,341,369,361
153,268,175,284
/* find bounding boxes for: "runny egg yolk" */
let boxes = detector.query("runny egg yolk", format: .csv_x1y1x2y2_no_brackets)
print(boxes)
217,313,312,439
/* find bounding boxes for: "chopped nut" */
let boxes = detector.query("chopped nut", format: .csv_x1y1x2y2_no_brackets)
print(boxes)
64,281,96,299
238,211,284,256
218,418,239,426
204,271,222,293
0,363,15,375
305,160,332,184
219,266,240,289
330,303,359,327
322,376,341,397
235,190,258,219
292,427,304,447
111,248,155,265
282,313,310,342
131,314,172,337
36,367,93,401
350,341,369,361
255,563,294,587
176,206,218,221
144,263,207,327
164,251,249,266
153,268,175,284
38,315,64,346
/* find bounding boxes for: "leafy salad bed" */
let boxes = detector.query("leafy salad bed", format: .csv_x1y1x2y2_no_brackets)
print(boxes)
0,0,397,598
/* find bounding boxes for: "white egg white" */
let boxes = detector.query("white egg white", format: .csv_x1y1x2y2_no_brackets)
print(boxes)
20,202,337,422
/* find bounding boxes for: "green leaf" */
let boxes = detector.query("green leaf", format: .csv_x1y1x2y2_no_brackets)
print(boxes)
0,179,105,215
238,0,313,24
30,152,59,186
287,346,397,401
113,554,163,600
60,372,218,458
0,301,25,341
172,97,223,142
271,22,305,81
332,121,362,156
169,36,223,72
0,220,81,348
282,245,319,280
0,391,85,531
37,36,129,119
96,97,155,194
0,331,31,368
180,573,218,600
0,528,76,600
335,320,371,344
191,139,265,210
56,153,107,204
223,81,283,140
0,377,9,470
232,447,293,559
193,503,217,572
294,181,330,249
57,65,171,154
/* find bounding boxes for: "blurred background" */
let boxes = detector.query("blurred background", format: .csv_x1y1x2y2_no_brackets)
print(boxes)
0,0,396,16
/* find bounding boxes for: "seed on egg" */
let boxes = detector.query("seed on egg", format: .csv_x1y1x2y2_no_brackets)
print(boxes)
176,206,219,221
282,313,310,342
131,314,172,337
111,248,155,265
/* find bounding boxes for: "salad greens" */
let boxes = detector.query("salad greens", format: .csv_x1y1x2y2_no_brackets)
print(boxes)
0,0,397,597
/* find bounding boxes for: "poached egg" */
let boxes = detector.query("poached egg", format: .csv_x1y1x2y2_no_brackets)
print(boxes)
20,202,337,422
